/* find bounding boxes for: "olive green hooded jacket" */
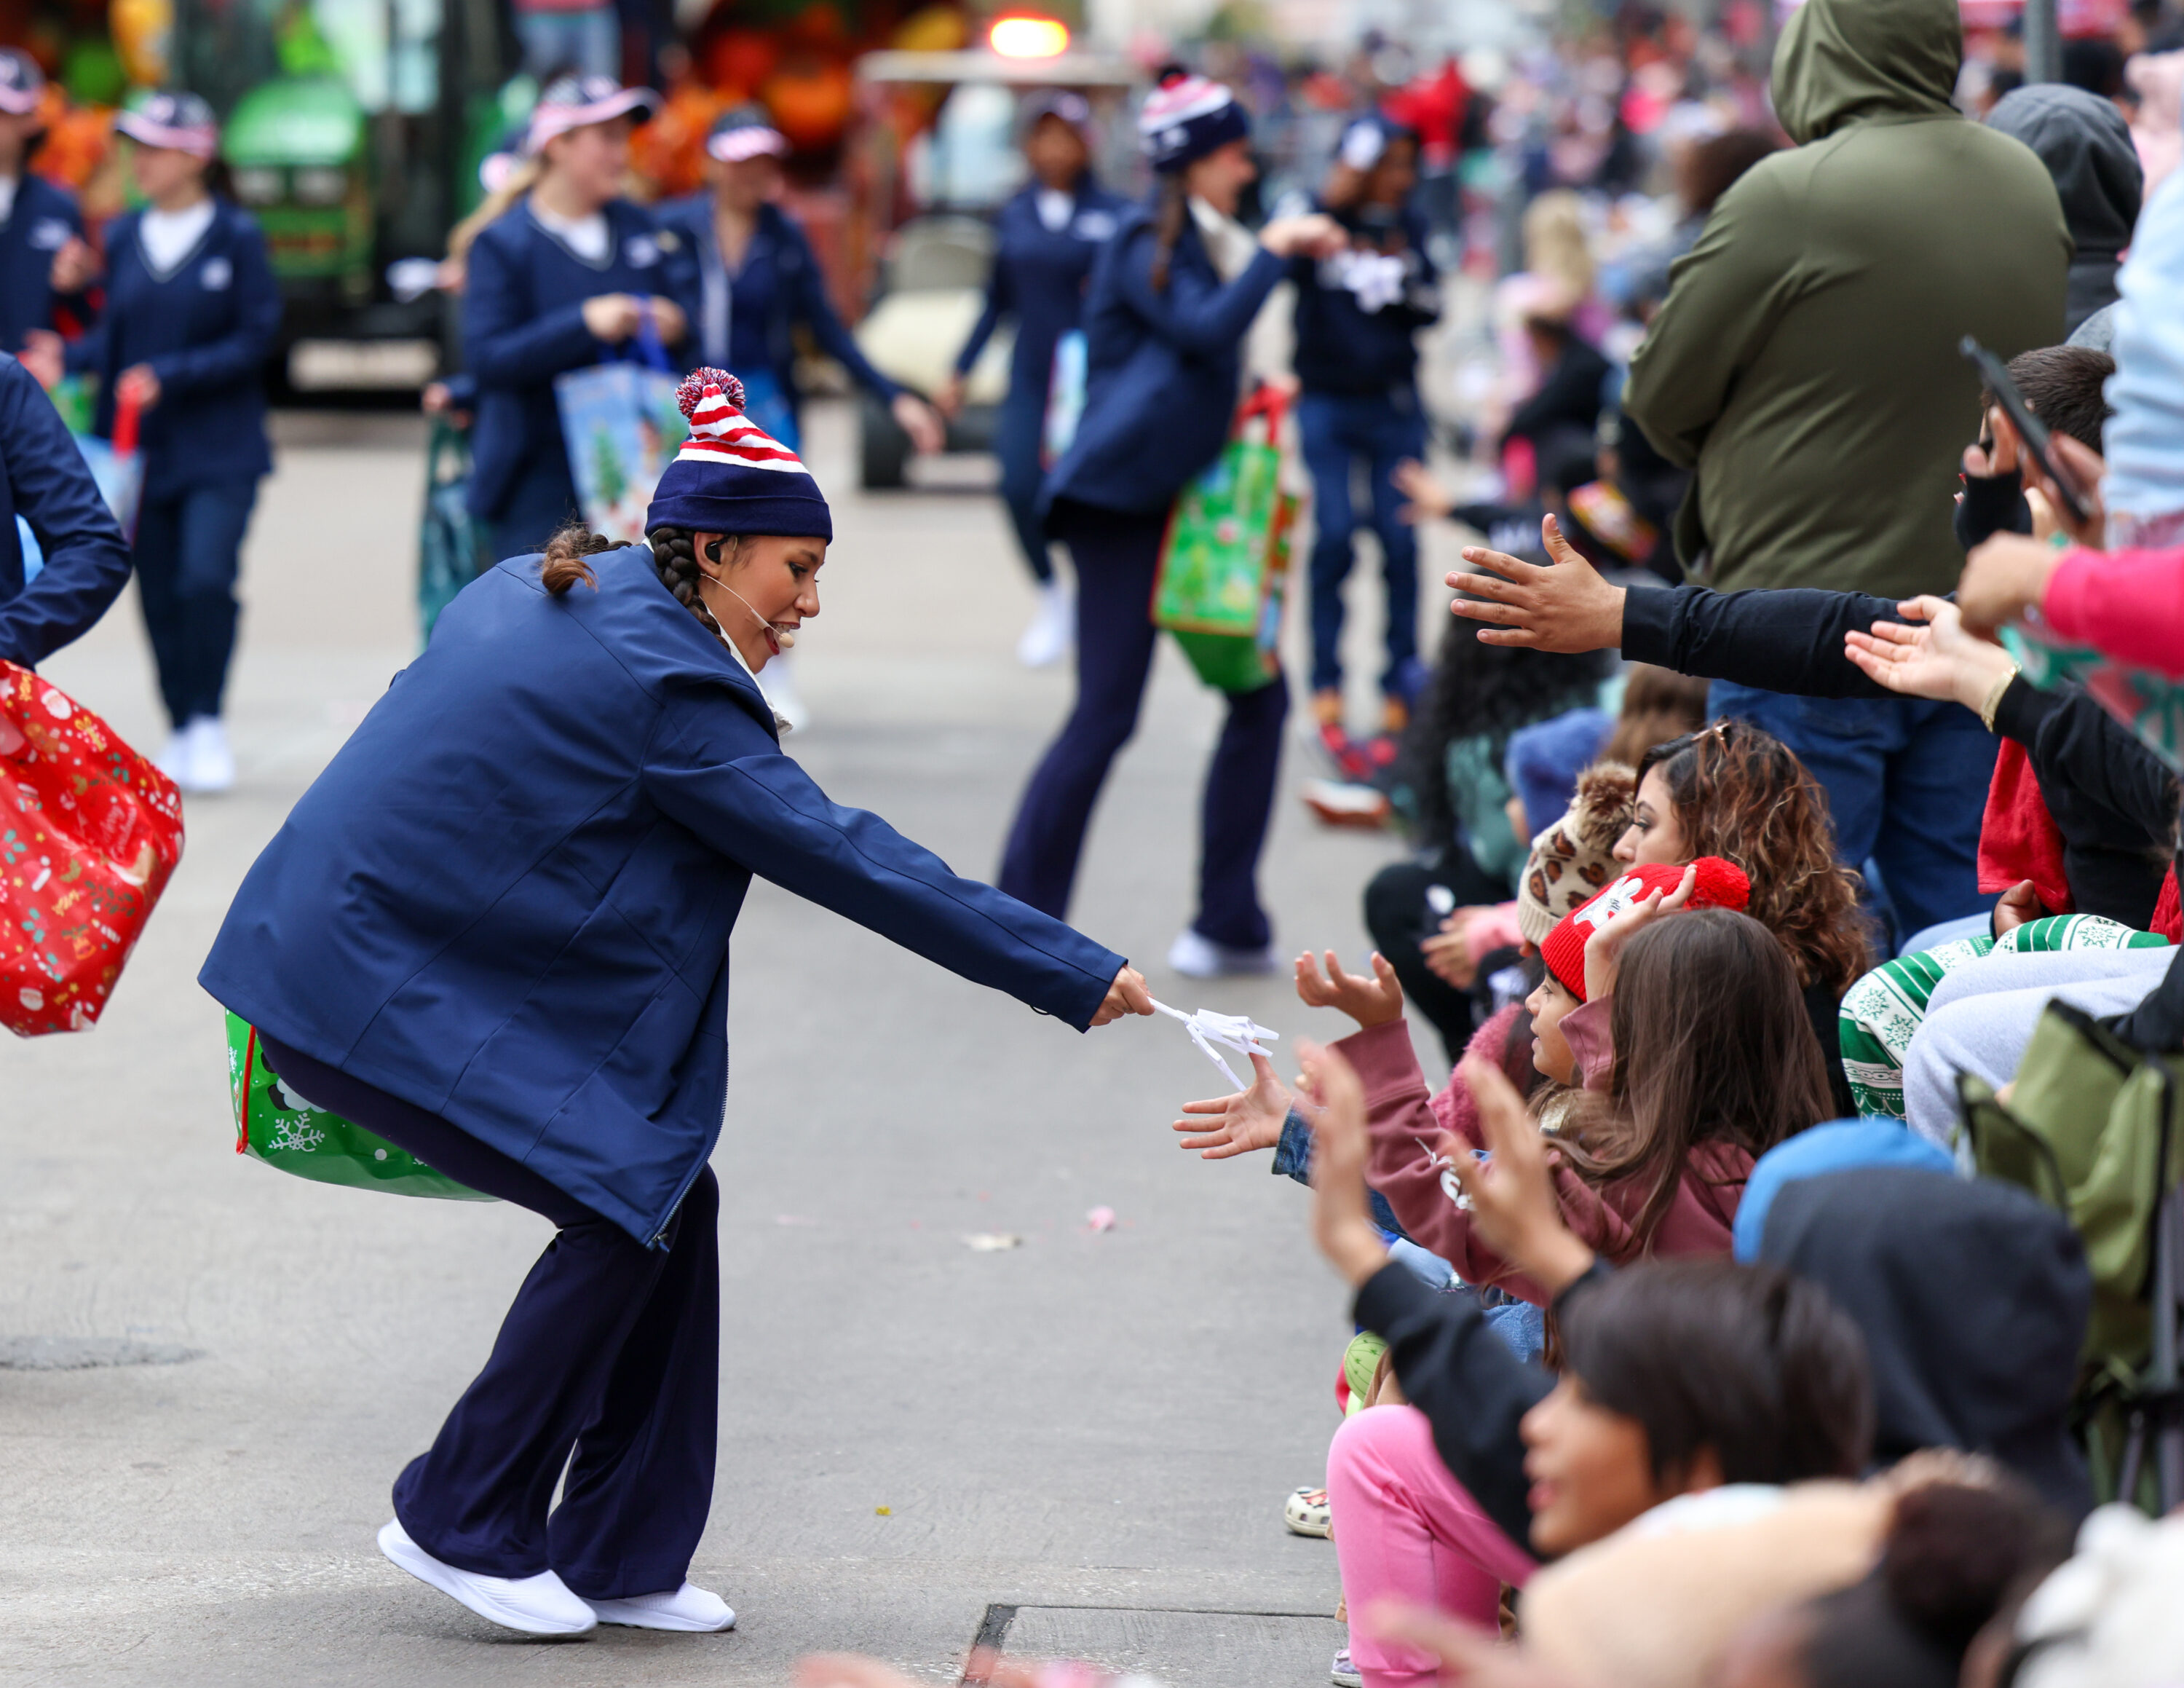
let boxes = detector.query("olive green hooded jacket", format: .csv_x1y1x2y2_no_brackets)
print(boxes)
1623,0,2070,599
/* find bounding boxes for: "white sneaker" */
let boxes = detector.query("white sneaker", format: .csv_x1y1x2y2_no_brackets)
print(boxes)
756,655,810,733
586,1582,737,1631
376,1518,597,1636
1168,927,1278,979
1016,580,1075,669
182,717,234,794
153,727,190,786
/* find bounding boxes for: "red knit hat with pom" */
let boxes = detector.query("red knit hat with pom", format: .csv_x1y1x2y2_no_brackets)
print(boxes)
1539,856,1750,1001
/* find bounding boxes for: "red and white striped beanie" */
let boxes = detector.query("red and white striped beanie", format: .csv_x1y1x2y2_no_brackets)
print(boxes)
646,369,833,541
1138,69,1250,173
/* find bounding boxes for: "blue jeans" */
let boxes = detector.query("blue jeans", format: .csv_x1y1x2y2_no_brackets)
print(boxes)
1297,387,1425,696
1707,684,1999,939
515,6,620,79
133,475,259,727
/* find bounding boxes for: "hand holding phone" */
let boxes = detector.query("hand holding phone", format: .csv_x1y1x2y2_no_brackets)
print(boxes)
1959,336,2092,526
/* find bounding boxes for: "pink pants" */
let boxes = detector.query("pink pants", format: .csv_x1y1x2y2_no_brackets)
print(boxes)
1326,1405,1539,1688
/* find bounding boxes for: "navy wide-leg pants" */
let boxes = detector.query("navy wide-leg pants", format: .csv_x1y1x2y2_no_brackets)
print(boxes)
259,1035,720,1601
997,497,1288,950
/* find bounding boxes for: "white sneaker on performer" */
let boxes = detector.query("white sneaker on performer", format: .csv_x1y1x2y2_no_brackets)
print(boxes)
1168,927,1278,979
1016,579,1075,669
585,1582,737,1631
756,655,810,732
153,727,191,786
376,1517,597,1636
183,717,235,794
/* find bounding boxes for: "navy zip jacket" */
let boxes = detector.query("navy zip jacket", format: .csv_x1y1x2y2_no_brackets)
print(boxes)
199,545,1125,1246
0,355,129,666
66,198,281,497
652,197,898,410
459,200,698,525
1289,200,1439,396
1042,203,1286,517
951,177,1128,398
0,173,84,351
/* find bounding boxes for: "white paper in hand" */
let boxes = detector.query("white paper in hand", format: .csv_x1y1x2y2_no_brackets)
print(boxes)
1149,997,1281,1088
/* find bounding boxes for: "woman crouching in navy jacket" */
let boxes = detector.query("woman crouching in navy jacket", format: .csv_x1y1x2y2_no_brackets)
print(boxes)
60,92,281,795
998,71,1342,978
199,369,1151,1640
462,76,697,563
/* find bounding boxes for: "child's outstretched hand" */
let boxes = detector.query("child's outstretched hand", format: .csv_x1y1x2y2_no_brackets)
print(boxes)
1172,1051,1291,1159
1295,949,1404,1030
1451,1056,1595,1295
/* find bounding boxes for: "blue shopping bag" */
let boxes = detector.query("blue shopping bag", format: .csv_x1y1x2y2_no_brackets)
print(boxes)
554,315,687,545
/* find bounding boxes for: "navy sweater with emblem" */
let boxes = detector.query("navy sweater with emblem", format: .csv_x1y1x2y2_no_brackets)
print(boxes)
65,197,281,496
952,176,1128,401
1289,200,1439,395
459,199,700,524
0,173,84,351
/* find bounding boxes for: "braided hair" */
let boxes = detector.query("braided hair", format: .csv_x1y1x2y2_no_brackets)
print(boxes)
537,519,747,649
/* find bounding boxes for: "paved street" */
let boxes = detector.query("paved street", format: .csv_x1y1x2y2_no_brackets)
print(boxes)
4,402,1463,1687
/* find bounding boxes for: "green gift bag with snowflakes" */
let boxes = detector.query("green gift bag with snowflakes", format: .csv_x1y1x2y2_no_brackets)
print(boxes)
225,1014,491,1201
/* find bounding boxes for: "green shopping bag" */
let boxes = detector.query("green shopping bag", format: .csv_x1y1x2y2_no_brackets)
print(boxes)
225,1014,491,1200
1152,386,1298,693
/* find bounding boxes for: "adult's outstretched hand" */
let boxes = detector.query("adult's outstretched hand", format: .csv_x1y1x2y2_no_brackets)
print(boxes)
1090,963,1155,1026
1446,513,1626,652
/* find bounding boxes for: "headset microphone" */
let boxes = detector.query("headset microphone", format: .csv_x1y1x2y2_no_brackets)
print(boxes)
713,580,797,650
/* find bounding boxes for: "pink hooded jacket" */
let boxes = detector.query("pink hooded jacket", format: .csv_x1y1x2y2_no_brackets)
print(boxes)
1340,1004,1752,1306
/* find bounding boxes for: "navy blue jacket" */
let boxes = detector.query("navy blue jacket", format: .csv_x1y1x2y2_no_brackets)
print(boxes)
199,545,1125,1246
1290,200,1439,395
952,177,1128,401
0,174,84,351
0,355,130,666
1042,204,1285,516
459,200,699,524
653,197,898,410
66,199,281,497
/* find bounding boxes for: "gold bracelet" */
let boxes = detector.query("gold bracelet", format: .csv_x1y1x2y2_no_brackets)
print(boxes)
1979,664,2021,734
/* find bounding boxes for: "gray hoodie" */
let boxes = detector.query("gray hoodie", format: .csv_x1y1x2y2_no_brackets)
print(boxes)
1988,83,2145,333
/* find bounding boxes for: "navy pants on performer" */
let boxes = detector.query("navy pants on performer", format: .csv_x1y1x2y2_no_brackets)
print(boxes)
995,379,1054,584
133,474,258,729
1297,387,1424,698
997,498,1288,950
1707,683,1999,939
259,1035,720,1602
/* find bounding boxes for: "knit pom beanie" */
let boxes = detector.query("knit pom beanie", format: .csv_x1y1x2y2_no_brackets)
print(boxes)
1517,762,1636,947
1540,856,1751,1001
646,368,834,542
1139,68,1251,173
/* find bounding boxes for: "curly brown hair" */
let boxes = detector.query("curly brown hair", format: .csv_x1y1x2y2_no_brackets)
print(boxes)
1635,721,1873,998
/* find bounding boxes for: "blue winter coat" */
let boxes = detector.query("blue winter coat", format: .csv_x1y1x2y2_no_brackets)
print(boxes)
652,197,898,411
0,355,130,666
459,200,700,524
951,177,1128,401
0,174,84,352
66,198,282,497
1042,202,1285,516
199,545,1125,1246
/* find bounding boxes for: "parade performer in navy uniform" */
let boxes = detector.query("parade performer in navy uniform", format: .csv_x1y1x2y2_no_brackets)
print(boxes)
462,75,697,564
0,50,93,353
997,71,1342,978
50,92,281,794
198,368,1153,1639
1291,114,1439,771
938,92,1126,669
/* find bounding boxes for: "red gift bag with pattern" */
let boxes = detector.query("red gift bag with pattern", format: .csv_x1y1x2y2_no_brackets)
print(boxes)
1,661,184,1036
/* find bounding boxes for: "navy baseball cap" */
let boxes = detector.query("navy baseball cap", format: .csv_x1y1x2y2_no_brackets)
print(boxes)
116,90,220,157
0,49,44,118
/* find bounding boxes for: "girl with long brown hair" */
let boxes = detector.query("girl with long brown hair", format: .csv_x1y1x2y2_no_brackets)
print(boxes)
1621,720,1873,1112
